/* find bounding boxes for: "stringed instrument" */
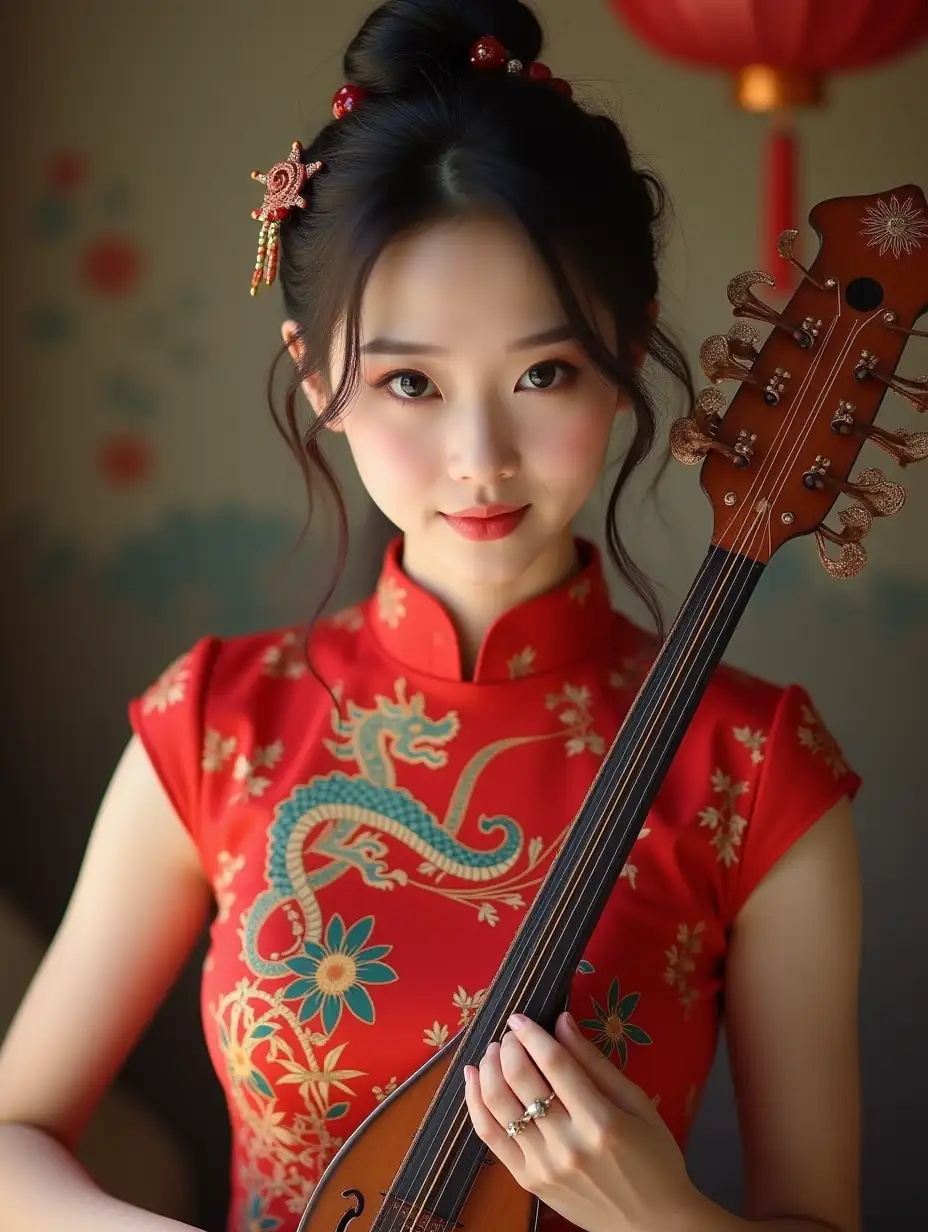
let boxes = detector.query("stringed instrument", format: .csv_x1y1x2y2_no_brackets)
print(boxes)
296,183,928,1232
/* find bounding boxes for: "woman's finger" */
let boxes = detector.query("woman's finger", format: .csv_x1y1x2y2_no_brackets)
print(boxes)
504,1013,607,1127
553,1012,657,1121
498,1030,568,1143
477,1040,536,1141
462,1062,524,1173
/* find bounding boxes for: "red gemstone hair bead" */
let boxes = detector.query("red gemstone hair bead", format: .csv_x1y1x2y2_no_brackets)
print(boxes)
332,83,368,120
470,35,508,71
549,77,573,98
524,61,552,81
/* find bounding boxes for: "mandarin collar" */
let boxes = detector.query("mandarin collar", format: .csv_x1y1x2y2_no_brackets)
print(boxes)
367,536,615,683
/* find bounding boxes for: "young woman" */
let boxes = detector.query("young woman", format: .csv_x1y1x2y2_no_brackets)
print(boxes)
0,2,862,1231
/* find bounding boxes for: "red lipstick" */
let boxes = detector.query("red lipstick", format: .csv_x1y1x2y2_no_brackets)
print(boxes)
441,504,530,541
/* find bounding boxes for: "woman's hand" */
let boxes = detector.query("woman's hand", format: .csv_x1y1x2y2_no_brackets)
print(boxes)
463,1011,701,1232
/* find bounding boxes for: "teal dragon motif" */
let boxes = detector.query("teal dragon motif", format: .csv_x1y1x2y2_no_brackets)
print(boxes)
243,679,527,979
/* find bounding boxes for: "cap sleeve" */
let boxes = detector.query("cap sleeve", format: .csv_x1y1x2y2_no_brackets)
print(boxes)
128,636,221,846
727,684,861,921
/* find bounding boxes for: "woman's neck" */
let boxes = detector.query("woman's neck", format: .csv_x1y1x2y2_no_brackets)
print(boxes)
400,529,582,680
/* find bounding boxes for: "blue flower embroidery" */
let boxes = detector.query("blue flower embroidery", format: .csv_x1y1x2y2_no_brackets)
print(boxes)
282,914,398,1035
242,1192,280,1232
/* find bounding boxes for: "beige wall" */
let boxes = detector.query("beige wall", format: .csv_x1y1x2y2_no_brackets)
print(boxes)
2,2,926,1226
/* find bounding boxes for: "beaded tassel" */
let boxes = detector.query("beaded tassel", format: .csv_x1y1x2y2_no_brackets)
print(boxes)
249,141,323,295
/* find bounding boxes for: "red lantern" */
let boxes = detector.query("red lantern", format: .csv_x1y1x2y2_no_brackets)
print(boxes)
608,0,928,291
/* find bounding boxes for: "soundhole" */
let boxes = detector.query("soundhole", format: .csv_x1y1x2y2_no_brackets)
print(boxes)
336,1189,365,1232
845,276,884,312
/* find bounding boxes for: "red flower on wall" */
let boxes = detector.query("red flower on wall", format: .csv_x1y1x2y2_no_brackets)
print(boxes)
81,234,144,296
47,151,87,193
98,433,154,485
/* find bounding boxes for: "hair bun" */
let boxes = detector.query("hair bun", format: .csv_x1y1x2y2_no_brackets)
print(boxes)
343,0,545,95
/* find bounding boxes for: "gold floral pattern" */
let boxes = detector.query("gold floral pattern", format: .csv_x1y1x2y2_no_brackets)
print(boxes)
545,683,606,758
372,1076,398,1103
733,725,766,764
262,632,307,680
203,729,237,773
215,851,246,924
452,984,487,1025
423,1021,449,1049
508,646,536,679
141,653,191,715
212,978,365,1219
663,922,705,1019
797,703,848,778
569,577,591,605
698,768,750,866
331,605,365,633
377,576,407,629
231,741,285,805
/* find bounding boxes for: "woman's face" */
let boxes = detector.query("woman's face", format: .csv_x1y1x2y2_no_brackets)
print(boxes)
287,211,626,594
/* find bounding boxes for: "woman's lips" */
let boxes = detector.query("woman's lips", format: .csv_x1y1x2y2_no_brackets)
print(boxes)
440,505,530,541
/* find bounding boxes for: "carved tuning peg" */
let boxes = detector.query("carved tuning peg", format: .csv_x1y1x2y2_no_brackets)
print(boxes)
700,332,792,405
670,388,754,468
803,462,906,518
727,269,821,350
853,350,928,413
777,229,836,293
726,322,761,361
815,503,872,580
830,401,928,467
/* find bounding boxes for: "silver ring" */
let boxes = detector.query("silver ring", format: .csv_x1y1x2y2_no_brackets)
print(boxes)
506,1092,557,1138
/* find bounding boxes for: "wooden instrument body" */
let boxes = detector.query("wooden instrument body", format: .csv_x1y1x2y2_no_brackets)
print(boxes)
297,1036,537,1231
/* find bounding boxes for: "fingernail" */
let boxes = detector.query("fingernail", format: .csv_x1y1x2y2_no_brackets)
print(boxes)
463,1065,475,1086
508,1013,530,1030
560,1010,580,1034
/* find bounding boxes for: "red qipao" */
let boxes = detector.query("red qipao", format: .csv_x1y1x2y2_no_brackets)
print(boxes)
130,536,859,1232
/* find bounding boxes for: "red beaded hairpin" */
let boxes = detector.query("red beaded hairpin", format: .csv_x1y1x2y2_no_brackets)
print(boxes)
249,35,572,294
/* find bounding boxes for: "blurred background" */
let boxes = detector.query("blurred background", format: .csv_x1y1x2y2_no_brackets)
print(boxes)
1,1,925,1228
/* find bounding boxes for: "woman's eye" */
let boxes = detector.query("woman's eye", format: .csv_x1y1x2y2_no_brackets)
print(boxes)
383,371,437,401
518,360,578,391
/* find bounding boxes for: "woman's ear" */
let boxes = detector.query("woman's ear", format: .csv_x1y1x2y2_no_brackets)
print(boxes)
280,319,344,432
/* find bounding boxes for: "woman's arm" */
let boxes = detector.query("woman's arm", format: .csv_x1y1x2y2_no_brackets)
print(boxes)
707,795,862,1232
0,735,214,1232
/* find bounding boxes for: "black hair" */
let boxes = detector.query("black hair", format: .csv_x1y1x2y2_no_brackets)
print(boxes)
268,0,694,650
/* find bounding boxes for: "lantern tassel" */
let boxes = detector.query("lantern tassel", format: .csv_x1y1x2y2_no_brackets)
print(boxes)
765,118,798,295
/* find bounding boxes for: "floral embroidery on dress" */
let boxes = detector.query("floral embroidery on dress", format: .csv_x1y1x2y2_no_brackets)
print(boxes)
578,976,652,1068
609,648,652,693
569,577,591,605
281,914,398,1034
546,684,605,757
242,1192,282,1232
331,604,365,633
141,653,191,715
452,984,487,1025
377,576,407,629
797,702,848,777
204,729,238,772
663,922,705,1019
373,1076,398,1102
262,632,307,680
733,725,766,764
215,851,246,923
423,1021,449,1048
621,825,651,890
698,768,749,866
231,741,285,805
508,646,536,679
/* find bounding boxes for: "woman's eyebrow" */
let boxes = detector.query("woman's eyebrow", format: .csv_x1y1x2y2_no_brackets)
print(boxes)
360,323,576,356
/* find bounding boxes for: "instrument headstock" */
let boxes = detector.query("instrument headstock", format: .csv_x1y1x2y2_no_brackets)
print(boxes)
672,184,928,577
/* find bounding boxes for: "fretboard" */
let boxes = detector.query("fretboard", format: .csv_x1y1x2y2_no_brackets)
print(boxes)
378,544,766,1229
